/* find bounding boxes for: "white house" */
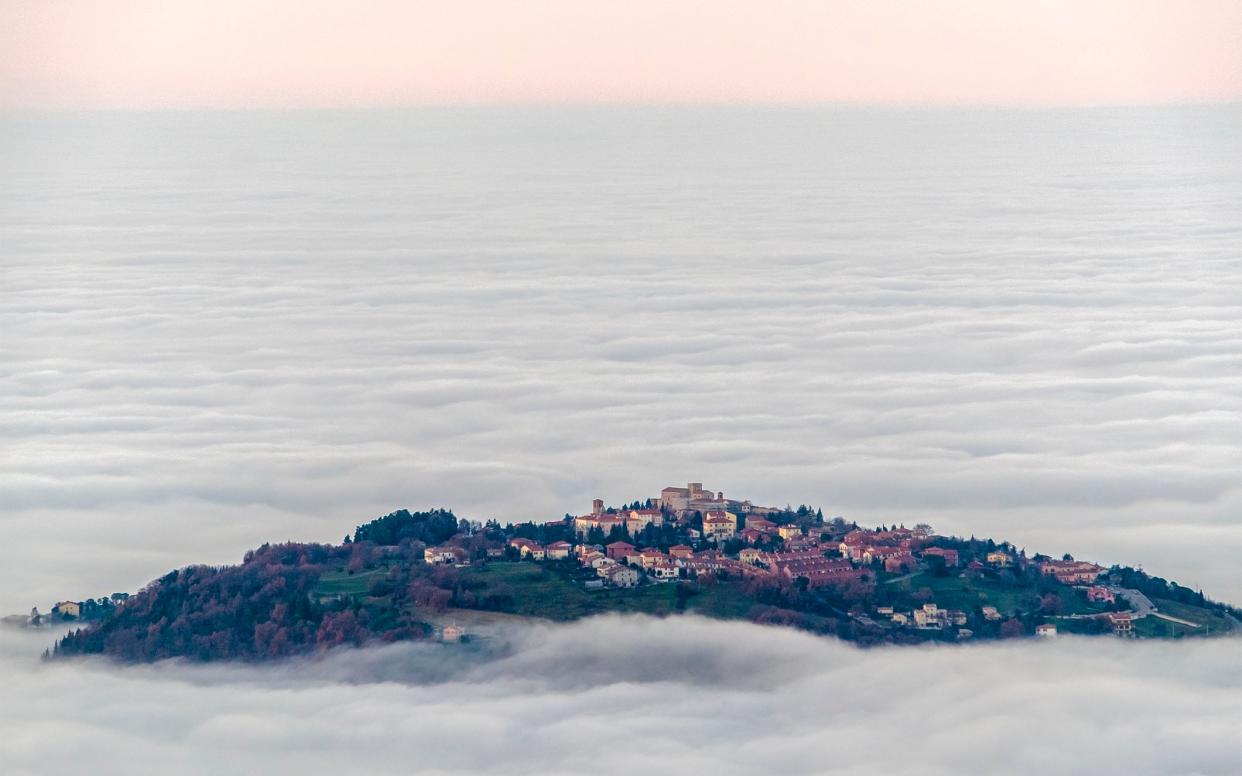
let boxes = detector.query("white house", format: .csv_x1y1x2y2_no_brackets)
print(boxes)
604,565,639,588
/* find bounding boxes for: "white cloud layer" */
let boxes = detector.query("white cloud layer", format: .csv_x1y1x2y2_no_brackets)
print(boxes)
3,616,1241,775
1,105,1240,614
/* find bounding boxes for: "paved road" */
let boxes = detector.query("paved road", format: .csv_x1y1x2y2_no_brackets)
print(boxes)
1150,611,1200,628
1053,586,1154,621
881,571,923,586
1115,587,1155,617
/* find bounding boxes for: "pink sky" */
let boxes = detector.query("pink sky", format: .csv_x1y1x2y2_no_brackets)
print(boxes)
2,0,1240,109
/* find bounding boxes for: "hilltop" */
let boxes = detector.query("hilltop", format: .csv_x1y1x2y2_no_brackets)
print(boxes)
44,483,1240,662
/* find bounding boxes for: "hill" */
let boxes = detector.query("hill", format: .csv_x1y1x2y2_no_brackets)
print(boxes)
47,498,1240,662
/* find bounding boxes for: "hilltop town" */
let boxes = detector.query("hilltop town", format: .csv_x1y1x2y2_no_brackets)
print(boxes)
40,482,1240,662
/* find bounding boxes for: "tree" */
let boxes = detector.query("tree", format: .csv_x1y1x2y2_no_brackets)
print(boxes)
999,618,1025,638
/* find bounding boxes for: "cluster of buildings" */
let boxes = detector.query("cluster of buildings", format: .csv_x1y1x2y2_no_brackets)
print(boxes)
493,490,946,593
572,483,789,546
573,499,665,538
418,483,1135,639
1038,558,1107,585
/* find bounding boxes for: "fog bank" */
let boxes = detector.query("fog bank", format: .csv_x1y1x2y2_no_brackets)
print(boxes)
3,616,1240,775
3,106,1241,610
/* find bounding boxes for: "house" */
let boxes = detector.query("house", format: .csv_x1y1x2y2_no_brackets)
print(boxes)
777,556,859,589
582,551,609,569
981,605,1001,621
574,504,629,536
777,524,803,540
921,547,959,567
738,548,765,566
862,546,905,564
913,603,947,629
1108,612,1135,638
527,546,546,561
746,516,777,533
573,499,606,535
784,535,819,552
986,551,1013,567
485,547,505,559
628,508,664,527
606,541,636,560
891,612,910,626
876,605,894,616
737,528,765,545
546,541,572,560
651,561,679,580
604,565,639,588
1086,586,1115,604
595,560,619,577
441,624,464,643
54,601,80,619
668,544,694,560
640,543,670,568
1036,624,1058,638
884,553,917,574
425,546,463,565
702,511,737,541
1039,559,1105,585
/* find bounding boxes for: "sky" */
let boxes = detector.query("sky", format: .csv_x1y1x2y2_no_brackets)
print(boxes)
2,0,1241,109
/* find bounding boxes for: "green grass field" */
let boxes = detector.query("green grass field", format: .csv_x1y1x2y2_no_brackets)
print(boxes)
450,562,763,622
314,566,389,597
884,572,1105,617
455,562,682,620
1133,615,1198,639
1147,598,1236,636
685,582,757,620
885,573,1024,614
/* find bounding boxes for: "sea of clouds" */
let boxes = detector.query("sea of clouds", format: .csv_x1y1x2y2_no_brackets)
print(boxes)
1,105,1240,773
2,106,1239,611
3,615,1241,775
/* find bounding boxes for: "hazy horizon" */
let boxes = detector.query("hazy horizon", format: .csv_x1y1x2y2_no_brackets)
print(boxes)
4,1,1241,109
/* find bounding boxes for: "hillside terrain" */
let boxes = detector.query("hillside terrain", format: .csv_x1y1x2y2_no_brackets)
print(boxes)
42,488,1240,662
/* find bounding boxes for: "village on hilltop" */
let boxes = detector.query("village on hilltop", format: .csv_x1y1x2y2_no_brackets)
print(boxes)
25,481,1228,652
417,481,1154,640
